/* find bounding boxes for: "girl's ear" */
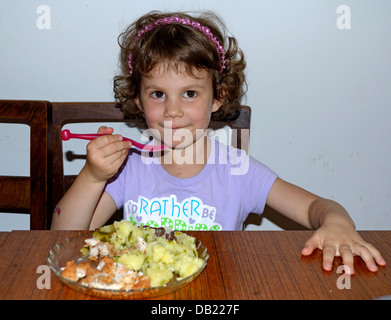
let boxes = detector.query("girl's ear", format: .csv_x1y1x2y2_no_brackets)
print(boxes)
212,98,223,112
212,88,226,112
135,96,143,111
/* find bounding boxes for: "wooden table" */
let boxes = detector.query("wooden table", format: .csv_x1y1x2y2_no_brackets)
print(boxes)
0,230,390,300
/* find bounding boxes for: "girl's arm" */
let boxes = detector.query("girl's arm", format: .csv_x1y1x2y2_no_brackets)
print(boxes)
50,171,117,230
50,127,131,230
266,177,386,273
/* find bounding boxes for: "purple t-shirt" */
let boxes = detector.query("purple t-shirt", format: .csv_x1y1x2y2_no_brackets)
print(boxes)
105,139,277,231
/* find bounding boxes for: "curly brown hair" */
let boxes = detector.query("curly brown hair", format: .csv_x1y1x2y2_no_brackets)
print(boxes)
113,11,247,121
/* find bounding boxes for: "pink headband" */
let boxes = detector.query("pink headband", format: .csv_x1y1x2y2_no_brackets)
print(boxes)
127,15,226,74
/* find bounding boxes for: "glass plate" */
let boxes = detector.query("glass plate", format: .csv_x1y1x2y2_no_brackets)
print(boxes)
47,229,209,299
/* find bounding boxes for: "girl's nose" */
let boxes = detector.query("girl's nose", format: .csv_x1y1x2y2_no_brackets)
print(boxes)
164,99,184,118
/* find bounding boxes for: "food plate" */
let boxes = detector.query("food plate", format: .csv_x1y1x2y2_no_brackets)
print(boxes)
47,229,209,299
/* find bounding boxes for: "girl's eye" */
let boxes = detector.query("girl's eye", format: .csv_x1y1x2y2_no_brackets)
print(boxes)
184,90,197,98
151,91,165,99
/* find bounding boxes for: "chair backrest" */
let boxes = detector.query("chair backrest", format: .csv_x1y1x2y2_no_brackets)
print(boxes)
48,102,251,223
0,100,50,230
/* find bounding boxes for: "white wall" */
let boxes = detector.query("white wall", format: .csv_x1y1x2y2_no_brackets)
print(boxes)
1,0,390,231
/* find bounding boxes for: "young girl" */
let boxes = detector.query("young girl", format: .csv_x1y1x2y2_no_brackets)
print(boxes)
51,11,385,274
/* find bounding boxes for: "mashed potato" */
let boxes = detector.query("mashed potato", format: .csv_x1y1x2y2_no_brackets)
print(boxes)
85,220,204,287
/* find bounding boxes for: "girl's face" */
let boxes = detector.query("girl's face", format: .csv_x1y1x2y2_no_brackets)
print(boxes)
136,63,222,149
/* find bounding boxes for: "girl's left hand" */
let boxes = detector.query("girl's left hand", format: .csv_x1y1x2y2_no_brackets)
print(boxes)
301,224,386,274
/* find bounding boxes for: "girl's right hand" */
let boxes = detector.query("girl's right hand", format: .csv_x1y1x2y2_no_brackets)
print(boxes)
83,126,132,183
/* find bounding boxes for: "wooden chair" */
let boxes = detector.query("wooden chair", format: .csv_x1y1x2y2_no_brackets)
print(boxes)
48,102,251,226
0,100,50,230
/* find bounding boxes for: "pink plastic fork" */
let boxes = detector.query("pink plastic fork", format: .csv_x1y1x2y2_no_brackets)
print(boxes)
60,129,165,151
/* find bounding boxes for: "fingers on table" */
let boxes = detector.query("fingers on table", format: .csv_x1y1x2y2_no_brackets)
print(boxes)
322,242,386,274
322,244,337,272
352,243,387,272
